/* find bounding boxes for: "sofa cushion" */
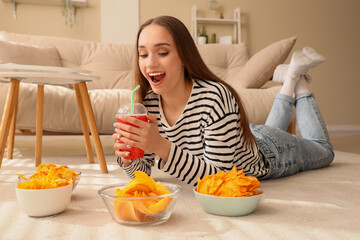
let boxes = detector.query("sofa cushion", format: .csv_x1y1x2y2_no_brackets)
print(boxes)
229,36,297,89
197,43,250,82
0,40,62,67
79,42,135,90
236,86,295,124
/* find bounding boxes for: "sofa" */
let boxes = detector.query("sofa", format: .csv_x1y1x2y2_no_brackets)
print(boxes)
0,31,297,135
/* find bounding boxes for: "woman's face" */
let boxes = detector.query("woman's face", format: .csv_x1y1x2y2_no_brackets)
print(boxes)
138,24,185,96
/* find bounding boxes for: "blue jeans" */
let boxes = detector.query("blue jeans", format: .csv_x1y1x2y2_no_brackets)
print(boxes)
251,93,334,179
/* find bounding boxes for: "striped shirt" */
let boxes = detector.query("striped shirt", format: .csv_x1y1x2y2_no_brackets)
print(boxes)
120,79,268,186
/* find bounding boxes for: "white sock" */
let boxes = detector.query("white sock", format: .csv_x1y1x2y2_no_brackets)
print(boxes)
272,64,288,83
295,76,310,95
303,47,326,68
279,51,311,96
279,76,297,96
273,47,325,84
273,64,312,84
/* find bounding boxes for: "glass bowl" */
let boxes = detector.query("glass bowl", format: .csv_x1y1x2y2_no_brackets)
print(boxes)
72,171,81,191
98,182,182,225
193,188,263,216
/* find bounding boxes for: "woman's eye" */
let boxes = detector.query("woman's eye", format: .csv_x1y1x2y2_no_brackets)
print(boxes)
139,53,148,58
159,52,168,56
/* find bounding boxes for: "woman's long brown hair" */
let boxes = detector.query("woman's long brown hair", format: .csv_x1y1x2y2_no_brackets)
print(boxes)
133,16,255,148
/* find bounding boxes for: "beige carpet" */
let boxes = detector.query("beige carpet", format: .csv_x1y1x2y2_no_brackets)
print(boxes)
0,138,360,239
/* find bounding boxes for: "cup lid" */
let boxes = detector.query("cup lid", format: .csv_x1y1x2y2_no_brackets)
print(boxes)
117,102,147,115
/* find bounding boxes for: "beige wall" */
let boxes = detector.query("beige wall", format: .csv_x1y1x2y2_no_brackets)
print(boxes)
0,0,100,41
0,0,359,126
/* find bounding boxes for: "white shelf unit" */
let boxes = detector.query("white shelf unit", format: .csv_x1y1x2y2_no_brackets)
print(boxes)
2,0,87,21
191,5,241,44
2,0,87,7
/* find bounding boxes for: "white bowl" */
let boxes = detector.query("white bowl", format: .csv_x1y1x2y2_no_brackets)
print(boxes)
193,188,263,216
16,184,72,217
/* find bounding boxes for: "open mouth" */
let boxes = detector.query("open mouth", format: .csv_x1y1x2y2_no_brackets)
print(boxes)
148,72,165,84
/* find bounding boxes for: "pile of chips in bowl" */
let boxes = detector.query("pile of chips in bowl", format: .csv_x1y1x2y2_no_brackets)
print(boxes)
196,166,262,197
17,164,80,189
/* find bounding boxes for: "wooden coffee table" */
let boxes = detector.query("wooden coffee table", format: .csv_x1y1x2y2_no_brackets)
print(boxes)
0,63,108,173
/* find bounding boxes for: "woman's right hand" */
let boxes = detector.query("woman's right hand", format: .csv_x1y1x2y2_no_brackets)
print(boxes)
112,132,133,167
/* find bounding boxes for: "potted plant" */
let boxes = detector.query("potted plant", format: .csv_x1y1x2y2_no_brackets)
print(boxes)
61,0,75,27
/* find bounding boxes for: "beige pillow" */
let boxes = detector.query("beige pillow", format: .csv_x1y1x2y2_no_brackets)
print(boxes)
229,36,297,89
0,40,62,67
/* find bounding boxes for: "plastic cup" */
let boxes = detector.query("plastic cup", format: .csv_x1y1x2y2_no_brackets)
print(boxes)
116,103,148,159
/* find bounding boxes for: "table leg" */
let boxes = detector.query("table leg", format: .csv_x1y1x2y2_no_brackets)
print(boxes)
35,84,44,167
74,84,94,164
0,79,20,167
77,82,108,173
6,82,19,160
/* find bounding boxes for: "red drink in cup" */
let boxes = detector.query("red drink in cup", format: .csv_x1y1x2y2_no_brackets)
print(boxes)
116,103,148,159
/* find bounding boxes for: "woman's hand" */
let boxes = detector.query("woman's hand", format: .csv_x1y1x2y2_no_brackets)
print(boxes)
112,131,133,167
112,114,171,165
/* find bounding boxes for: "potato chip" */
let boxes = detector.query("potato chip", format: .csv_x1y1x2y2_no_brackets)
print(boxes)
196,166,262,197
17,164,79,189
114,171,172,222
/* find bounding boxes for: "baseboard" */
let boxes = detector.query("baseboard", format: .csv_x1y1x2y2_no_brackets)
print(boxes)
326,125,360,132
326,125,360,136
296,125,360,136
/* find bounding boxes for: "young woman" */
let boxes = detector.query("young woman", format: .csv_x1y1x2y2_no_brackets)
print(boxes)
113,16,334,186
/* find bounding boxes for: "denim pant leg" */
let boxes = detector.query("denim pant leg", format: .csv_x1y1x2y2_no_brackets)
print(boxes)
295,92,331,145
265,94,295,131
251,125,334,179
251,93,334,179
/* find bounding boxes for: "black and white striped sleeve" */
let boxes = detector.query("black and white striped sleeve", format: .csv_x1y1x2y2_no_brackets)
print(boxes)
117,153,155,179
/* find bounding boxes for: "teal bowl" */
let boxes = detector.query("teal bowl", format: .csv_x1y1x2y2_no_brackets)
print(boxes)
193,188,263,216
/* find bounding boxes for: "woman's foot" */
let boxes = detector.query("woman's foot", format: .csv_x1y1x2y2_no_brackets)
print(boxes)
303,47,326,68
286,50,312,83
273,47,325,84
273,64,312,84
278,48,324,96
